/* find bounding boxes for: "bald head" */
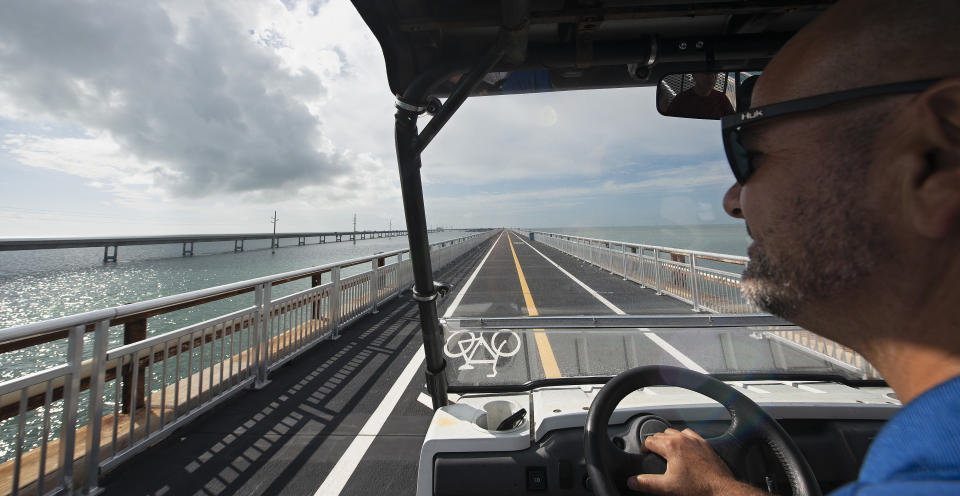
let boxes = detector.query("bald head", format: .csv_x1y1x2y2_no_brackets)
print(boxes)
754,0,960,106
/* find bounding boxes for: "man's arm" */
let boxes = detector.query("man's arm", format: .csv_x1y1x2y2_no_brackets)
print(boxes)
628,428,767,496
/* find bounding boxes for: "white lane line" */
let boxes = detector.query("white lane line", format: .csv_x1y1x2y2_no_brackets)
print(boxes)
442,231,504,318
513,233,622,315
314,345,425,496
514,234,707,373
637,331,708,373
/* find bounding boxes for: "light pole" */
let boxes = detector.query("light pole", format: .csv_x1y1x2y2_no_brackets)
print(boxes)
270,211,278,254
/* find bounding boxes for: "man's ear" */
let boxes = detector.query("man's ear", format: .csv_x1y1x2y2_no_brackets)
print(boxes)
904,78,960,239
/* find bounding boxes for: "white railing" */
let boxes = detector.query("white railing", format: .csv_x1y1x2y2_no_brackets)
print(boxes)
527,231,881,379
530,231,759,314
762,328,882,379
0,229,497,495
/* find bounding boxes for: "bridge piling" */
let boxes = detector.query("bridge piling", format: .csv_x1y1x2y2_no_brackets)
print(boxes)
103,245,118,263
182,242,194,257
234,240,244,252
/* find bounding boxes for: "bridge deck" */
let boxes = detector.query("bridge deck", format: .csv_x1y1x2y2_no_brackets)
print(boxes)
98,230,839,496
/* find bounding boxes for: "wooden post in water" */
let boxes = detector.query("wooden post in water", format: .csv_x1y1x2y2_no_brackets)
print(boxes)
121,319,147,413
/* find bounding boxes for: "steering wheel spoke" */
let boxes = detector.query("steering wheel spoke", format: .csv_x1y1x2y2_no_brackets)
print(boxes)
602,441,643,473
707,432,744,458
599,439,664,494
707,433,748,468
602,438,651,470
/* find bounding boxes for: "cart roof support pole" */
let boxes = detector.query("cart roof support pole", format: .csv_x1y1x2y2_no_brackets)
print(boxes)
395,42,506,410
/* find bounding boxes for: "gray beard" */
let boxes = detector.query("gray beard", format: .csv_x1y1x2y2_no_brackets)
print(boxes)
741,240,801,319
739,184,888,322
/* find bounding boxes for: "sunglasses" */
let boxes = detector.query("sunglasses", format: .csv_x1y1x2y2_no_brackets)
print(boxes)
721,78,939,185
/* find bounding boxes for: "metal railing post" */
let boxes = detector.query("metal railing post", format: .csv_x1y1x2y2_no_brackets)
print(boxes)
251,284,263,386
254,283,272,388
606,242,613,272
263,283,273,373
330,266,341,339
689,253,701,311
121,318,147,413
83,319,110,494
59,325,84,491
395,253,404,297
370,260,380,314
621,244,628,280
636,247,644,287
654,247,663,295
311,273,322,322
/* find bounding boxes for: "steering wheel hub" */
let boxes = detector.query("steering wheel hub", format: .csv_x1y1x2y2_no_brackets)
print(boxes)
638,416,670,446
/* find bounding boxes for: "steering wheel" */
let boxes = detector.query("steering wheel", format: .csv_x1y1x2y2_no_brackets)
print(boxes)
584,365,822,496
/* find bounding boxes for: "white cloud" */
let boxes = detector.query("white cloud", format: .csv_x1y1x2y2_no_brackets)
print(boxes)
0,0,730,235
420,88,724,186
3,132,161,185
0,1,351,197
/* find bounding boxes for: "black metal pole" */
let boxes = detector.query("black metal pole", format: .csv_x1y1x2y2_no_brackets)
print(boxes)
394,44,507,410
415,45,507,155
394,106,451,410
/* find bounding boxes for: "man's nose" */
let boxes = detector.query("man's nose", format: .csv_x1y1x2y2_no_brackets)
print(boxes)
723,182,744,218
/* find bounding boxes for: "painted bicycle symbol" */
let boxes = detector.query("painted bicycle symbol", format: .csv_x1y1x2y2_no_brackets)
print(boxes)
443,329,522,378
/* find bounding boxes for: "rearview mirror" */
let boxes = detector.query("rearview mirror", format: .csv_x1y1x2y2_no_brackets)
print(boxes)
656,72,760,120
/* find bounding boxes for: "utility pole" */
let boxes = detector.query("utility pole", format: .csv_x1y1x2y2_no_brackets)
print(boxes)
270,210,279,254
353,213,357,245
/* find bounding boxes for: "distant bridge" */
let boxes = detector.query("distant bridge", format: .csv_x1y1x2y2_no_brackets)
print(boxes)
0,230,440,262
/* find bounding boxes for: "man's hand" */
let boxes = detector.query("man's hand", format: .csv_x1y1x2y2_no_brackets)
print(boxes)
627,428,764,496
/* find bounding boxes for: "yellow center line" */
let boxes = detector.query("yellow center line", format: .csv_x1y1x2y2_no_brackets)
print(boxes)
507,232,562,379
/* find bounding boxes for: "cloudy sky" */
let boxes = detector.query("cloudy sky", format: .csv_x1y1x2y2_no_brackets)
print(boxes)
0,0,737,237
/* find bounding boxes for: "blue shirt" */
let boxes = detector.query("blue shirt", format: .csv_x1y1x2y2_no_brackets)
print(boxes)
831,375,960,494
